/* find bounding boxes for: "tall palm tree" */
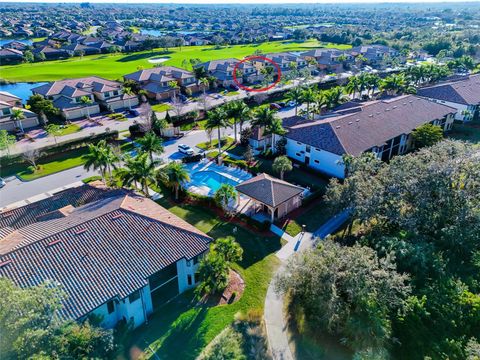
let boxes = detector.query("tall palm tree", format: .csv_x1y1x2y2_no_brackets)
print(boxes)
325,87,349,110
345,76,361,99
214,184,238,214
285,87,303,116
117,152,157,196
161,161,190,200
252,107,277,152
82,140,111,183
313,91,327,116
267,117,286,154
272,155,293,180
10,109,25,133
199,77,209,96
301,87,316,120
205,107,230,155
380,74,406,95
137,131,164,163
225,100,251,143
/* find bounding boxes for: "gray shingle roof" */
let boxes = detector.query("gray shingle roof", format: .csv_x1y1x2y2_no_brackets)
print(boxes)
416,74,480,105
0,188,211,320
235,173,303,208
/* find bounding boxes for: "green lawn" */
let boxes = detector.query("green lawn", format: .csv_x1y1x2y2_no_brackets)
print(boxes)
282,200,333,237
447,122,480,144
57,123,81,136
180,119,208,131
224,91,240,97
0,40,350,82
16,147,89,181
126,199,281,360
196,137,234,151
151,103,173,113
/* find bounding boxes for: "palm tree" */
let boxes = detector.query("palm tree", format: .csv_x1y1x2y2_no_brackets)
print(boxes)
123,87,135,109
272,155,293,180
252,107,276,152
380,74,406,96
82,140,110,182
267,117,286,154
324,87,349,110
313,91,327,116
205,107,230,155
162,161,190,200
168,80,179,100
137,131,164,163
214,184,238,214
225,100,251,143
80,96,93,119
117,152,157,196
45,123,61,145
10,109,25,132
199,77,209,96
301,87,316,120
285,87,303,116
345,76,361,99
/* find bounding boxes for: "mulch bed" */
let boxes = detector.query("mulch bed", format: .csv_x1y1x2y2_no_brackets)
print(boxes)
200,269,245,306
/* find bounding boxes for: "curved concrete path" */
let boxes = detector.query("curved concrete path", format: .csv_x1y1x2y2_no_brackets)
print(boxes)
264,210,350,359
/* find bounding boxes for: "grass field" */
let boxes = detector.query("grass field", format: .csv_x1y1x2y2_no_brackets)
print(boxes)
151,103,173,112
127,198,281,359
0,40,351,82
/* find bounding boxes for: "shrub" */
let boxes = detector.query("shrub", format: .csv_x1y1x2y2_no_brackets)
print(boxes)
82,175,103,184
181,154,203,163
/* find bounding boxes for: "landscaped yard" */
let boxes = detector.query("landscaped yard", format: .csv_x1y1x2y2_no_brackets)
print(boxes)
281,199,333,237
0,39,350,82
56,123,82,136
196,137,235,151
151,103,173,113
16,147,89,181
126,198,282,360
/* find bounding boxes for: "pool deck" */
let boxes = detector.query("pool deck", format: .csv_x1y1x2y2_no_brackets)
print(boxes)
184,160,252,196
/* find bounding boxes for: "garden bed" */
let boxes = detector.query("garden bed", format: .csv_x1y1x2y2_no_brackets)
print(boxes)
199,270,245,306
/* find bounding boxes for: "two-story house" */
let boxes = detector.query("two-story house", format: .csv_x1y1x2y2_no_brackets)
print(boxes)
301,48,354,74
416,74,480,122
282,95,456,178
251,52,310,77
0,91,39,132
0,183,211,329
31,77,138,120
350,45,402,67
196,58,260,88
124,66,199,101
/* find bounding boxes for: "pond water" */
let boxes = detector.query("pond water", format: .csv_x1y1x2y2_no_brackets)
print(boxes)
140,29,210,37
0,38,33,47
148,57,169,64
0,82,47,103
141,29,163,37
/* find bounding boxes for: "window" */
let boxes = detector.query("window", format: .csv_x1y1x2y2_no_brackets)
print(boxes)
104,92,110,98
187,274,192,286
186,259,192,267
113,90,119,96
128,290,140,303
193,255,200,265
295,152,301,157
306,145,311,153
314,160,319,164
1,108,11,116
107,300,115,314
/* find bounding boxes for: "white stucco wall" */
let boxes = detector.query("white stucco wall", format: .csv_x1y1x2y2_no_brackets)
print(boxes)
177,256,202,293
286,138,345,179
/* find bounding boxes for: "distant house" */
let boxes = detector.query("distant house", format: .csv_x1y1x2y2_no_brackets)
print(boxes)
350,44,401,66
251,52,310,76
63,43,101,56
0,91,39,132
283,95,456,178
0,184,211,329
236,173,304,222
2,41,29,51
124,66,199,101
248,126,271,151
197,58,259,87
416,74,480,122
31,76,138,120
0,48,23,64
32,46,68,60
301,48,354,73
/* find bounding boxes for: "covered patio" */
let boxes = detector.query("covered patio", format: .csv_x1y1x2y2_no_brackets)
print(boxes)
235,173,304,222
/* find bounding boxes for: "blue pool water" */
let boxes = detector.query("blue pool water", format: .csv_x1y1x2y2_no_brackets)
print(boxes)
0,82,47,103
189,171,239,193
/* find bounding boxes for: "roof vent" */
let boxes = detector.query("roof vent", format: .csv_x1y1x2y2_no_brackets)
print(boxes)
356,119,360,122
393,105,397,109
75,228,87,235
369,114,373,117
47,239,62,247
403,102,407,105
348,121,353,125
0,260,12,268
335,125,341,129
409,100,413,103
112,214,123,220
386,108,390,111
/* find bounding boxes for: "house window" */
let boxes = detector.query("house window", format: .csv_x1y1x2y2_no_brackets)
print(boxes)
296,141,302,145
1,108,11,116
113,90,119,96
107,300,115,314
104,92,110,98
306,145,311,153
187,274,192,286
193,255,200,265
129,290,141,303
295,152,301,157
186,259,192,267
314,160,319,164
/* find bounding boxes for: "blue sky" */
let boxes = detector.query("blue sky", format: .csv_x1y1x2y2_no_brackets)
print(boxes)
8,0,480,3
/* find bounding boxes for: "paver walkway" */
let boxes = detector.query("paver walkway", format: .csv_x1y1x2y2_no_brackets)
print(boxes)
264,210,350,359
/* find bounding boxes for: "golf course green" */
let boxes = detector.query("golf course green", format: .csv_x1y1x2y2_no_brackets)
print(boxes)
0,40,351,82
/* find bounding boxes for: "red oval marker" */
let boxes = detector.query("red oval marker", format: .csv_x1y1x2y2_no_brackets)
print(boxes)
233,56,282,93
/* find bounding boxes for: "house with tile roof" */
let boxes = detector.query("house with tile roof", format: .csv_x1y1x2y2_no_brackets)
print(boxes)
0,183,211,329
301,48,354,74
0,48,24,64
124,66,199,101
282,95,456,178
416,74,480,122
0,91,39,132
251,52,310,77
31,76,138,120
196,58,261,87
236,173,304,222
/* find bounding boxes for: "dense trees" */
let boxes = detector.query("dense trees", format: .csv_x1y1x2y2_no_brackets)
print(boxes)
412,123,444,148
324,140,480,359
0,278,115,359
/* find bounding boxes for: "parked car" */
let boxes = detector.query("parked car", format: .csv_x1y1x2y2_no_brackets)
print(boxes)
0,178,5,188
270,103,281,110
128,109,140,116
287,100,297,107
178,144,195,156
278,102,286,108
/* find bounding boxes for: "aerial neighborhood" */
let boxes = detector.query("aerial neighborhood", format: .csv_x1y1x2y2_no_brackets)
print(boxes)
0,2,479,360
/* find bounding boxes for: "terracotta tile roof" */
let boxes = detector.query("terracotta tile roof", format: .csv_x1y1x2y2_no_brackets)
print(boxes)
0,189,211,320
236,173,303,208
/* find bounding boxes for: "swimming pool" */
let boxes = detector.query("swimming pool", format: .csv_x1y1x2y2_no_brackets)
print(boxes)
189,170,240,193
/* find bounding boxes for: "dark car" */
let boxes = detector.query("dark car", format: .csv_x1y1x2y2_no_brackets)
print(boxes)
129,109,140,116
270,103,281,110
278,102,286,108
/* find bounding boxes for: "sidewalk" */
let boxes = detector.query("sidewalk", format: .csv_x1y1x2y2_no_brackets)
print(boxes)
264,212,349,360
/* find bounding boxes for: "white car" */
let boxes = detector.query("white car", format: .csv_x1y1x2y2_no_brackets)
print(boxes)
0,178,5,188
287,101,297,107
178,144,195,156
